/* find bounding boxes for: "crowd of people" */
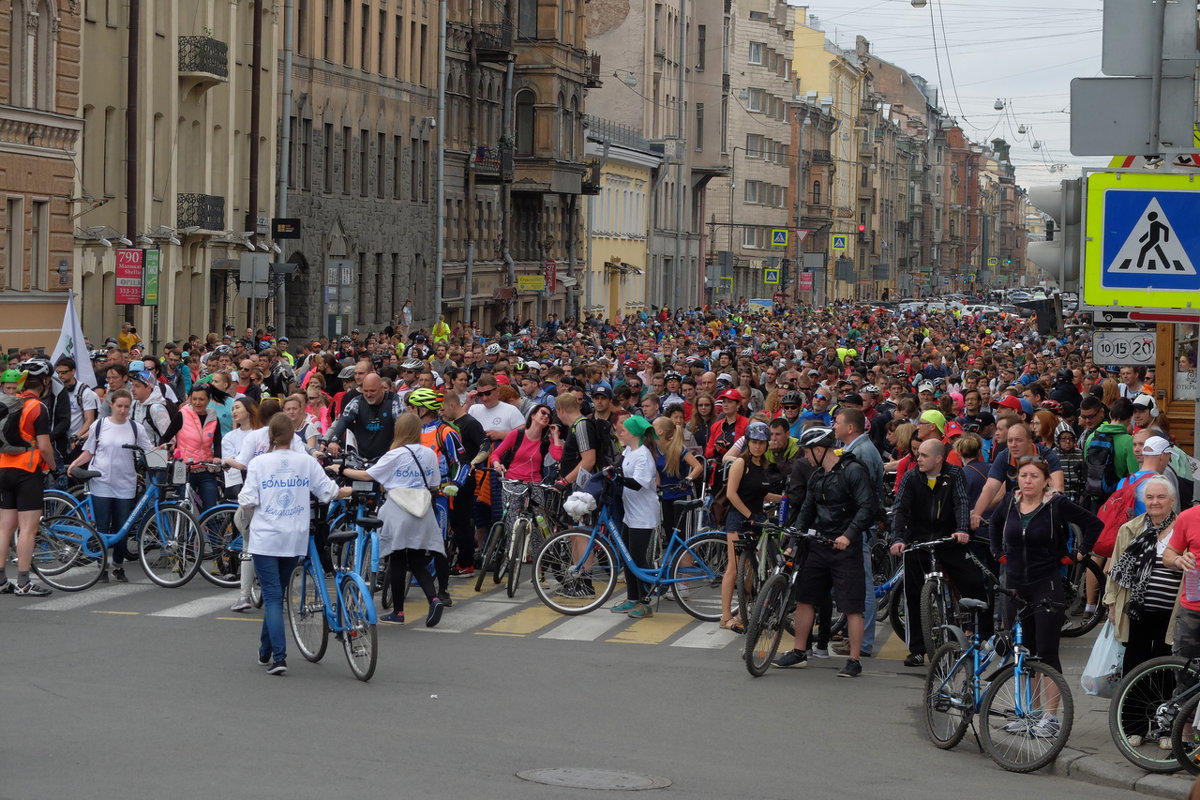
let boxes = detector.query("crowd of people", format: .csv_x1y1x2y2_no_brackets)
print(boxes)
1,297,1198,685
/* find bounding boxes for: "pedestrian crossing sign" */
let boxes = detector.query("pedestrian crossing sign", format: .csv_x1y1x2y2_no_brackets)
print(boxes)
831,235,848,252
771,229,788,246
764,268,780,285
1084,170,1200,308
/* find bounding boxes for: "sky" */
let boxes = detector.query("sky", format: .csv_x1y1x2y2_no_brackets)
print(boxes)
789,0,1110,189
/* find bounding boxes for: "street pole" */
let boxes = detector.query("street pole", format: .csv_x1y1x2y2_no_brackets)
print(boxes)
1148,0,1167,155
671,0,686,311
248,0,263,334
434,0,447,323
124,0,139,326
276,0,294,338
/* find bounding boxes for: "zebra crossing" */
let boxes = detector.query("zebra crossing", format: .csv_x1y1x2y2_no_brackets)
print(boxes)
11,571,910,657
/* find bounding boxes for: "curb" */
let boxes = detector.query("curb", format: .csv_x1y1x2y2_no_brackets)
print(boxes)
1050,747,1194,799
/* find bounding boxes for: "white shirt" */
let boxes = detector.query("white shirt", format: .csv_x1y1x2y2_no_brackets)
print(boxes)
367,443,439,490
235,425,307,467
619,444,660,529
81,416,153,498
221,426,250,488
239,449,341,557
65,382,100,433
468,401,526,436
132,386,174,446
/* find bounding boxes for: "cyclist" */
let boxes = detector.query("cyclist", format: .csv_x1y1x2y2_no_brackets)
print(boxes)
129,367,176,447
407,388,470,603
719,422,782,632
320,373,405,461
609,415,661,619
439,389,487,575
68,388,153,583
774,427,875,677
890,439,984,666
0,360,57,595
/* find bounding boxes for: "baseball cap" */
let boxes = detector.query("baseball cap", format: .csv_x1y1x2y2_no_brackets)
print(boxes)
1132,394,1156,410
919,409,947,433
841,393,864,407
591,385,614,399
943,420,965,439
991,395,1024,412
130,370,155,384
1143,436,1173,456
917,381,935,393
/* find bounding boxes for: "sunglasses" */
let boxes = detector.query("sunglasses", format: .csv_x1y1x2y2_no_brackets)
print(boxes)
1017,456,1045,466
782,404,799,410
477,389,494,397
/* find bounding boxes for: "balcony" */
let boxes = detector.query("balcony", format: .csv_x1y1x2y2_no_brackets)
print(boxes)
586,52,602,88
811,149,833,165
858,140,874,159
471,145,513,184
177,193,225,233
178,36,228,89
474,22,513,62
860,97,879,115
802,203,833,225
0,106,82,156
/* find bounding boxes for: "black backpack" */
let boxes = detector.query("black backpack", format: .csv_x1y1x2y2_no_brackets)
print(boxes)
146,396,184,445
0,394,37,454
499,429,551,470
576,416,618,471
1084,431,1120,500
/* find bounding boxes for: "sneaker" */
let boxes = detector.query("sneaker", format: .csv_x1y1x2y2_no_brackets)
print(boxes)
256,651,271,666
440,593,453,608
97,570,110,584
773,649,808,669
267,659,287,676
1127,735,1145,748
1031,714,1060,739
426,598,445,628
611,600,639,613
0,580,12,594
561,582,596,599
111,568,128,583
838,659,863,678
451,565,475,577
811,647,830,659
903,653,926,667
11,580,51,597
380,612,405,624
675,582,690,599
628,602,653,619
230,597,253,612
1160,736,1175,751
1003,718,1033,735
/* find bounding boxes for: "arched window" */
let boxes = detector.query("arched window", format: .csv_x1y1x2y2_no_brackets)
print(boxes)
556,92,566,157
811,180,821,205
568,95,579,160
515,89,534,156
31,0,55,110
10,0,27,106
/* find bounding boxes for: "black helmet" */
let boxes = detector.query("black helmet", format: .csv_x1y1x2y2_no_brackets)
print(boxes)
798,426,837,449
1056,367,1073,383
782,390,803,406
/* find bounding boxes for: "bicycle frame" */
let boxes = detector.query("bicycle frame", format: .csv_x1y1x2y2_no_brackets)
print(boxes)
295,535,378,632
572,501,721,590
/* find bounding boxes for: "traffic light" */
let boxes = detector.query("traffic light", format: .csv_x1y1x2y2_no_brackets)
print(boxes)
857,223,867,243
1027,178,1082,292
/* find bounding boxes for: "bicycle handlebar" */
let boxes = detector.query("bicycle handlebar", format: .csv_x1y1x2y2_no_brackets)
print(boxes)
903,536,961,553
964,550,1066,613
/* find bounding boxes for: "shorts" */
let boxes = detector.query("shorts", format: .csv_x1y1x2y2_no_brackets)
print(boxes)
0,467,45,512
794,543,866,615
1174,607,1200,659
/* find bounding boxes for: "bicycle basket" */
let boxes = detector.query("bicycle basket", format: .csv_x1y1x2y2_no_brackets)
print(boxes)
144,449,170,471
532,483,564,520
500,480,531,515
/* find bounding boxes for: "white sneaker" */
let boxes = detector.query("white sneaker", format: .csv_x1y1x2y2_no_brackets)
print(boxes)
811,647,830,659
1127,735,1144,747
1030,714,1060,739
675,582,690,599
230,597,252,612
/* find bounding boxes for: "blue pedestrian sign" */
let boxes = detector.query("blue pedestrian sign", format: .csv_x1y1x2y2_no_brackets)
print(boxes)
1084,171,1200,308
831,235,848,252
764,268,780,285
771,229,788,247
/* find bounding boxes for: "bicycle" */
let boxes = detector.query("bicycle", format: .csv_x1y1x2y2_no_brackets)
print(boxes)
1108,654,1200,774
908,536,968,654
743,527,837,677
31,448,204,590
734,516,786,630
923,551,1075,773
475,476,549,597
532,486,728,620
285,526,379,682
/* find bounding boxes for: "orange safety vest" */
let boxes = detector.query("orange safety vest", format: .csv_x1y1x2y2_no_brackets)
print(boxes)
0,393,46,473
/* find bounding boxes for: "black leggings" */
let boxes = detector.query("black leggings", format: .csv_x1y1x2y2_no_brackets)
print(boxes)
1006,576,1065,673
622,526,654,603
390,549,438,613
450,475,476,569
1123,607,1173,677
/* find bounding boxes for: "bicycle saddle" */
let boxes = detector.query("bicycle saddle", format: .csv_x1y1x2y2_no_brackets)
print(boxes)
673,498,704,512
356,517,383,530
957,597,989,613
69,467,102,481
326,528,358,544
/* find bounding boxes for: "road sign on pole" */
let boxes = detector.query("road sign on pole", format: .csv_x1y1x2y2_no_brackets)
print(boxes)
771,229,788,247
763,268,780,285
831,235,848,252
987,257,998,267
1083,170,1200,308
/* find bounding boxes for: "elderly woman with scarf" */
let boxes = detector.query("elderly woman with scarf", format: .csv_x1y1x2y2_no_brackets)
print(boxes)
1104,475,1184,676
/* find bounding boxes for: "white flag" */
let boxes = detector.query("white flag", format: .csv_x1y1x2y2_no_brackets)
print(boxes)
50,292,97,388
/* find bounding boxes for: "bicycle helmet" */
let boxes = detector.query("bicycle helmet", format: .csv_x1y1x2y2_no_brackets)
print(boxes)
745,421,770,441
514,358,529,373
407,387,443,412
401,358,424,371
781,390,803,406
798,426,837,449
664,372,682,382
1056,367,1073,383
17,359,50,378
0,369,22,384
485,343,501,357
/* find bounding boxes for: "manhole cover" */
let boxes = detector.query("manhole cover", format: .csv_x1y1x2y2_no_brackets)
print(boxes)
516,768,671,791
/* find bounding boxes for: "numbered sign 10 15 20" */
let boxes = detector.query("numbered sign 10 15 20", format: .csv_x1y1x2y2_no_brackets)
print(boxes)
1092,330,1156,366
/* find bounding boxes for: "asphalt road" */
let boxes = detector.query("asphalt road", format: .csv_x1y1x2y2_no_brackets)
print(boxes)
0,574,1176,799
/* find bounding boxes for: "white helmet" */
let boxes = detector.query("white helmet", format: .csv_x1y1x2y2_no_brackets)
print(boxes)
485,343,501,357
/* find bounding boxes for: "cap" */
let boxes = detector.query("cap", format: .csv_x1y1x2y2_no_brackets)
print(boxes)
716,372,735,386
1143,436,1173,456
919,409,947,433
918,381,935,393
131,370,155,384
127,360,145,373
718,388,743,402
841,393,864,407
991,395,1024,412
495,374,511,385
1132,394,1156,410
943,420,965,439
623,415,658,440
591,385,614,399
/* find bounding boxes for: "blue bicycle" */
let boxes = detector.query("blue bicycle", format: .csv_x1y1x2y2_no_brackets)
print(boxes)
531,491,728,620
285,526,379,681
922,552,1074,773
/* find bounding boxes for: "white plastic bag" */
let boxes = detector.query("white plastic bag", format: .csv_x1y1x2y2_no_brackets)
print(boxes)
1080,620,1125,698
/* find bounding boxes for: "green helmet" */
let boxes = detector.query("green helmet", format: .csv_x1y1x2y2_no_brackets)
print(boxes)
1,369,22,384
407,387,443,412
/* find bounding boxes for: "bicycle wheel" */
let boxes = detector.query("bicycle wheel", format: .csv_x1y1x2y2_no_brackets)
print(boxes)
286,563,329,662
669,533,727,622
251,575,263,608
919,579,949,653
32,515,106,591
1109,655,1191,773
735,550,759,629
475,520,504,592
379,559,393,610
924,642,973,749
138,504,203,588
196,506,241,589
339,578,377,682
492,523,512,584
978,659,1074,773
889,586,906,640
744,574,790,677
1060,558,1105,637
43,489,81,521
532,528,618,615
1171,692,1200,774
506,516,530,598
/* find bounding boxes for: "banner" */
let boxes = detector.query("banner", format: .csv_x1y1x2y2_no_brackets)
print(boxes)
50,291,97,388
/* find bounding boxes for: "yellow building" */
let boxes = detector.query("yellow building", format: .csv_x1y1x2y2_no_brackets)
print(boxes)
583,129,657,321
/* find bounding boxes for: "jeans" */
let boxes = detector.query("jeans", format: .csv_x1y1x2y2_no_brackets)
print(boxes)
253,554,300,662
188,470,219,514
92,494,135,566
861,538,877,656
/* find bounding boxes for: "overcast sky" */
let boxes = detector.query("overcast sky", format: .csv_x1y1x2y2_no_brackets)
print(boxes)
789,0,1110,188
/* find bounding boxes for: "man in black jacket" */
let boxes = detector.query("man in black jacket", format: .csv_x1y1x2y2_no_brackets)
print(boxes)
773,427,875,677
890,439,987,666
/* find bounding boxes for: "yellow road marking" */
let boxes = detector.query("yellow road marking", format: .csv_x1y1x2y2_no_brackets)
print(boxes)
91,610,140,615
481,605,562,635
607,612,692,645
873,629,908,661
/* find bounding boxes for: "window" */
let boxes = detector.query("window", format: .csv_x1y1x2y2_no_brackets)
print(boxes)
743,181,759,204
323,0,333,59
695,103,703,151
394,14,403,78
748,41,763,65
515,90,535,156
746,88,763,112
812,181,821,205
745,133,762,158
361,3,370,70
287,116,298,188
297,0,307,55
743,226,761,248
299,119,311,189
103,107,118,196
377,10,385,73
30,200,46,291
342,0,352,66
410,137,419,201
342,126,351,194
517,0,536,38
376,132,385,198
360,128,368,197
419,24,428,86
323,122,333,190
696,25,706,71
392,135,402,199
5,198,23,291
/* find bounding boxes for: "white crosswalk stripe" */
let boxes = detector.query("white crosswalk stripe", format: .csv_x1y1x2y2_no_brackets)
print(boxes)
150,594,239,618
539,611,629,641
25,582,154,611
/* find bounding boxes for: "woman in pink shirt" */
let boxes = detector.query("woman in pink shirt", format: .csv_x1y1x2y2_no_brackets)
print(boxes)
491,404,563,482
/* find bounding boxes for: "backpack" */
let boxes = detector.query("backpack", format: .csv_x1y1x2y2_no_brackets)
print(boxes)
146,396,184,445
499,429,550,471
577,416,617,471
0,394,37,454
1093,472,1154,558
1084,431,1120,500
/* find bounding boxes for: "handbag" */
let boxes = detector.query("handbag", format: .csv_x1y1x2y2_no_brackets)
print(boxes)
1080,619,1125,698
386,446,435,518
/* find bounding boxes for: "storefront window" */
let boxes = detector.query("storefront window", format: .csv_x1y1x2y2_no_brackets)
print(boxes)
1174,323,1198,400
